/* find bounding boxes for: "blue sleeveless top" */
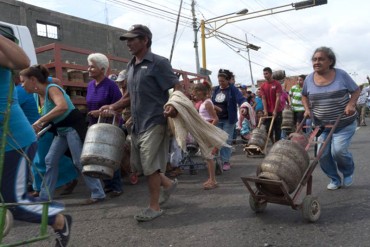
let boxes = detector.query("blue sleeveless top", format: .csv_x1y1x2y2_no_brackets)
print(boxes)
35,84,75,124
0,67,36,151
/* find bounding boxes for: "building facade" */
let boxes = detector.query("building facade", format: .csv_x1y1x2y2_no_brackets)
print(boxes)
0,0,130,71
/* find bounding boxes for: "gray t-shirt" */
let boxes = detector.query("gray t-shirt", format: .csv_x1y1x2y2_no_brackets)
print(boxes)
302,68,358,128
126,51,179,134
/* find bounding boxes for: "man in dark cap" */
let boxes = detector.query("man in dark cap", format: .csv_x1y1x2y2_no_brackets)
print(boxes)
100,24,180,222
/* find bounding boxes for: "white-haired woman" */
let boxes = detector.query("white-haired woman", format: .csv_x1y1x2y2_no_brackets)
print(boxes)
86,53,124,197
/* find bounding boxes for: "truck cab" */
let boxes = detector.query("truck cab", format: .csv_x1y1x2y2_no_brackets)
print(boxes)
0,21,37,65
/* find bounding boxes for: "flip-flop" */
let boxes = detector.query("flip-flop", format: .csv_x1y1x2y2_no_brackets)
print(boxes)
134,208,164,222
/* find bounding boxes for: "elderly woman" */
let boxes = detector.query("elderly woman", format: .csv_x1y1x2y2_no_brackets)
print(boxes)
211,69,245,171
86,53,123,197
20,65,106,205
302,47,360,190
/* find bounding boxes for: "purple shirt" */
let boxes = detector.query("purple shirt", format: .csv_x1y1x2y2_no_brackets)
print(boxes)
86,77,122,125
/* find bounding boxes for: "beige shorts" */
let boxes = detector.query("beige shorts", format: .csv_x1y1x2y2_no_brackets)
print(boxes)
130,124,169,176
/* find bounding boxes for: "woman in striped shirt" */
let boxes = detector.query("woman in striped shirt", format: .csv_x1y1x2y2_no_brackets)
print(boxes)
302,47,360,191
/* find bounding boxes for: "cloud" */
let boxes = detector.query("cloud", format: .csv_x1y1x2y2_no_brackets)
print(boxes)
20,0,370,85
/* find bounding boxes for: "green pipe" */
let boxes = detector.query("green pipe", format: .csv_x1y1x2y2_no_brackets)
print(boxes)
0,207,6,243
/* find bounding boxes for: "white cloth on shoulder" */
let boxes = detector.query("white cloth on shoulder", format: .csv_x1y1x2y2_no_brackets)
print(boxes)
165,91,230,159
238,101,256,129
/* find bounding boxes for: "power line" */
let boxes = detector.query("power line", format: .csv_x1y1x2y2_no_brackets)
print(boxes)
121,0,192,20
214,34,301,74
98,0,193,27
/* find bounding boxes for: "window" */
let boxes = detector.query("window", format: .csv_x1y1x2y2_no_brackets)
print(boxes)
36,22,59,39
0,25,16,42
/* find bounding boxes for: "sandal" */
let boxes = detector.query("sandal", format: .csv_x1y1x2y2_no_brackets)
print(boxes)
29,191,40,197
134,208,164,222
203,181,218,190
203,179,211,186
80,197,105,206
169,167,183,178
60,179,78,196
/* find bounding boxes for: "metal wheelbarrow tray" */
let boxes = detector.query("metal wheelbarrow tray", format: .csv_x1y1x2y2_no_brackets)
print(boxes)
241,114,342,222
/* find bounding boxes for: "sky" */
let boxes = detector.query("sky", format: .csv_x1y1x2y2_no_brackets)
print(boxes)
19,0,370,86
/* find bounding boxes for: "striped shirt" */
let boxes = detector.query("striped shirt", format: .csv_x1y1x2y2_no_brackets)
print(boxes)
289,84,304,112
302,68,358,128
356,86,370,105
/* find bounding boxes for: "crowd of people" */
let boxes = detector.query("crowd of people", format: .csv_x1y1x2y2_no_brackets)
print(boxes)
0,22,364,246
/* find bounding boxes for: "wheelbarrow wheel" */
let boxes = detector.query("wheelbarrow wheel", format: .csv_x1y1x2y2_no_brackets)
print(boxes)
249,193,267,213
2,209,13,237
302,195,321,222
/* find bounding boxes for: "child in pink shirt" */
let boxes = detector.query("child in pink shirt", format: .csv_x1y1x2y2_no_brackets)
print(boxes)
193,82,219,190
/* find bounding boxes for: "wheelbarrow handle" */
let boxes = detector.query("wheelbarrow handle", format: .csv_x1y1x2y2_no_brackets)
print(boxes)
257,116,273,128
296,115,308,133
36,124,52,139
263,115,275,152
300,112,344,186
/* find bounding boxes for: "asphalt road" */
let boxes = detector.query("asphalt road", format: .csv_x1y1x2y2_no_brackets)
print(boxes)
3,123,370,247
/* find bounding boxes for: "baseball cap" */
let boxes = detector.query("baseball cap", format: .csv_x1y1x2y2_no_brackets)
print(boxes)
116,70,127,82
119,24,152,41
108,74,118,81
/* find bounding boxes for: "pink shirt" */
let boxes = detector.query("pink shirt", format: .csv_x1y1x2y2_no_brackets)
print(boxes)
199,99,214,122
280,91,289,110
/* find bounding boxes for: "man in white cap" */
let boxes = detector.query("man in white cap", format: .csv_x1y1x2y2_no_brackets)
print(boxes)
115,70,126,95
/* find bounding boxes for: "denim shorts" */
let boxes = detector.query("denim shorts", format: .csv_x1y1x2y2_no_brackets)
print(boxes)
131,124,169,176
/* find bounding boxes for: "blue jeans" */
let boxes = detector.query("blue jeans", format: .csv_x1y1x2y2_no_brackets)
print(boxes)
216,120,235,163
103,169,122,192
318,120,356,183
40,128,105,200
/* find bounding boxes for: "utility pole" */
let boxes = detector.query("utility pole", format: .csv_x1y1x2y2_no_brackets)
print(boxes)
245,33,255,92
169,0,183,63
191,0,200,74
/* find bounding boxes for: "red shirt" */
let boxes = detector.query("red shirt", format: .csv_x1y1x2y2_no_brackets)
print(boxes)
260,80,283,113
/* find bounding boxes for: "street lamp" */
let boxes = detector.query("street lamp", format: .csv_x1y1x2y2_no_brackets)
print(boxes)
200,8,248,70
198,1,327,72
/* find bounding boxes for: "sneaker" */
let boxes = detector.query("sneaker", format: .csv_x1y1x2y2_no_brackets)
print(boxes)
343,175,353,187
222,162,231,171
110,191,123,198
54,214,72,247
327,180,341,190
159,178,178,205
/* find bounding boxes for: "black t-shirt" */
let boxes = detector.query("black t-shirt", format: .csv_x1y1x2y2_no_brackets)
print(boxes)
214,89,229,120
